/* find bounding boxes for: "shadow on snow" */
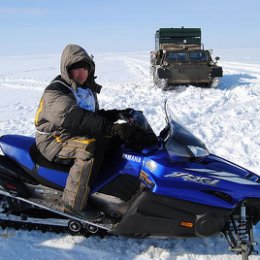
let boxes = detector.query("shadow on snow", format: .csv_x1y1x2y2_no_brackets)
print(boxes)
219,73,257,90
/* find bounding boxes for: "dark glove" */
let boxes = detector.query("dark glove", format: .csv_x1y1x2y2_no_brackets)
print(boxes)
98,109,120,122
118,108,137,121
111,123,134,140
126,128,158,150
98,108,136,123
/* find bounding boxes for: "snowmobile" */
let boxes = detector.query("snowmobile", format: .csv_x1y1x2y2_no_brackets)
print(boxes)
0,103,259,260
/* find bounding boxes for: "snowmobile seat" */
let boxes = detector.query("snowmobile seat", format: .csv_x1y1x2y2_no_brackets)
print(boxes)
0,134,69,190
0,134,36,171
29,143,71,173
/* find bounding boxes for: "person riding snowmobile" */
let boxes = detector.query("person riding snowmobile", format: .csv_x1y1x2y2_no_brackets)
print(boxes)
34,44,136,219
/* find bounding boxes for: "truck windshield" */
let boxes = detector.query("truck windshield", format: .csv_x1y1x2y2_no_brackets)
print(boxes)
189,51,208,62
164,104,209,160
167,52,187,62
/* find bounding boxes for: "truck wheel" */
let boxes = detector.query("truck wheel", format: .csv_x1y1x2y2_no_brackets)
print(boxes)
210,77,220,88
160,79,168,90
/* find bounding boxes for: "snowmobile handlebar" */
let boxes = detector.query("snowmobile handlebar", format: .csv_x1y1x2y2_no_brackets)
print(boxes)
116,109,159,150
118,109,150,132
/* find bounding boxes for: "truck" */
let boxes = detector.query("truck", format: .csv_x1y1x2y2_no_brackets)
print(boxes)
150,27,223,89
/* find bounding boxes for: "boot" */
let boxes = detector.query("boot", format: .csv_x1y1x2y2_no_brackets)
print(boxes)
63,204,104,223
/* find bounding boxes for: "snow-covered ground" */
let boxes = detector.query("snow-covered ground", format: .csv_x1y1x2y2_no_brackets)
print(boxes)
0,50,260,259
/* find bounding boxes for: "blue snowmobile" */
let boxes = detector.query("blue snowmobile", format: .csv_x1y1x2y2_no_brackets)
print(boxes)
0,102,259,260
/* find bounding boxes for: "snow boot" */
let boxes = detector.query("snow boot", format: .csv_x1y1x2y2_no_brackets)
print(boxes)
63,205,104,223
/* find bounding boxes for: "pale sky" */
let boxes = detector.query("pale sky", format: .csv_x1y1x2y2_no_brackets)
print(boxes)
0,0,259,55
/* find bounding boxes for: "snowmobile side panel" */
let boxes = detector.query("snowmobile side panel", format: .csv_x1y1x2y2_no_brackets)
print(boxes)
0,155,32,197
111,191,232,237
36,167,67,189
97,174,141,201
141,151,260,209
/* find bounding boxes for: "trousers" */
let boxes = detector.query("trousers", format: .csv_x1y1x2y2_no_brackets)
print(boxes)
54,137,105,212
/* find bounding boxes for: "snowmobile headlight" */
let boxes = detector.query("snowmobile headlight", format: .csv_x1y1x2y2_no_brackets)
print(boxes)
145,160,158,172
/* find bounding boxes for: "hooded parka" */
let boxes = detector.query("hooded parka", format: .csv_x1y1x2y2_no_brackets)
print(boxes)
35,44,112,161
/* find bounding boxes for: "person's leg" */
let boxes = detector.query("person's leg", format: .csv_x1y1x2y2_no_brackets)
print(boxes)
63,152,94,212
55,137,95,212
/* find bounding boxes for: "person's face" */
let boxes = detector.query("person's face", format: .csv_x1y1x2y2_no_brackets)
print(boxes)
69,68,89,86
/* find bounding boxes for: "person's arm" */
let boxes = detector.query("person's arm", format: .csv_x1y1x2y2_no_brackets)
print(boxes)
43,88,112,138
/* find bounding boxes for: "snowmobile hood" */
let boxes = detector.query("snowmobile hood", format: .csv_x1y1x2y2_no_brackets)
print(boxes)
144,152,260,209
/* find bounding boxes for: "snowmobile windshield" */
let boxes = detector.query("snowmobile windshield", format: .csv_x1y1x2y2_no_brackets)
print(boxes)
164,105,209,160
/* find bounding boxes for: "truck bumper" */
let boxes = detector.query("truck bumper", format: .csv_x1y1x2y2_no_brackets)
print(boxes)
157,65,223,85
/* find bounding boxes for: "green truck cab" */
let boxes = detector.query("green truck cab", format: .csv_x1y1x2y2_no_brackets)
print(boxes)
150,27,223,89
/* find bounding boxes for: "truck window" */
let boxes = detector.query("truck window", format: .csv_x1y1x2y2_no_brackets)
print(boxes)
167,52,187,62
189,51,208,62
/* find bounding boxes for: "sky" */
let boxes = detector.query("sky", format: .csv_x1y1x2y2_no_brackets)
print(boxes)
0,0,259,56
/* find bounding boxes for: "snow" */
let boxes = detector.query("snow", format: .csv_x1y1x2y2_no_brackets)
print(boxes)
0,50,260,259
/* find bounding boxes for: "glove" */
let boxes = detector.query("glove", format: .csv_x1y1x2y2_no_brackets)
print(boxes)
98,109,120,122
111,123,133,140
125,127,158,150
118,108,136,120
98,108,136,123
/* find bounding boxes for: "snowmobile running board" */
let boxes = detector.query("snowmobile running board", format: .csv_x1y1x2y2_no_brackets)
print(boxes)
0,189,114,234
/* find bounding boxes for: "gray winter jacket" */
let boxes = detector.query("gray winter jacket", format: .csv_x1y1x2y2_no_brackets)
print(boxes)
35,44,112,161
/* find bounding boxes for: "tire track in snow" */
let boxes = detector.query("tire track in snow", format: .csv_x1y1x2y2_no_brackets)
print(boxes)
0,78,47,91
